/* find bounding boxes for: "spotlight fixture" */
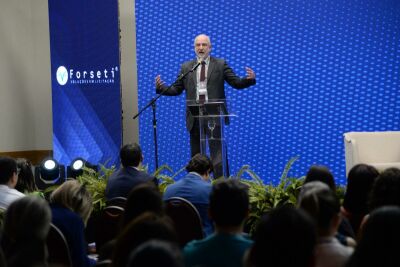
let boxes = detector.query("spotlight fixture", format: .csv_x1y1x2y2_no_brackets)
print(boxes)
67,158,98,178
34,157,65,190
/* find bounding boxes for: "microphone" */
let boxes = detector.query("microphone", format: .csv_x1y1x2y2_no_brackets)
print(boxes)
190,60,202,72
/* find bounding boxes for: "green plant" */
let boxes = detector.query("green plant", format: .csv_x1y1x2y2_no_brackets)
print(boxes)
76,164,116,214
152,164,185,193
237,157,304,234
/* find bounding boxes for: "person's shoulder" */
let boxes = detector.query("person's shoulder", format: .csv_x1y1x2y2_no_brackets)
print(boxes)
182,59,197,68
108,167,124,179
235,233,254,245
163,179,181,195
210,57,226,64
136,169,156,181
184,235,213,252
10,188,25,197
51,204,84,226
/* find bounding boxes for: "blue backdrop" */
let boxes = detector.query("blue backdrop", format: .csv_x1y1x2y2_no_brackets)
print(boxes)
48,0,121,167
135,0,400,184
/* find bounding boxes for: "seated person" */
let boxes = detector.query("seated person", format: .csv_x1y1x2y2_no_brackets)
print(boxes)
127,240,184,267
50,180,95,267
304,165,356,244
164,154,213,236
0,156,24,210
15,158,38,194
112,212,178,267
105,143,157,200
246,206,316,267
347,206,400,267
298,181,354,267
341,164,378,236
1,196,51,267
184,179,252,267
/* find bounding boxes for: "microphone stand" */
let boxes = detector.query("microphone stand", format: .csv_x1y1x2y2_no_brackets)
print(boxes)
133,61,201,170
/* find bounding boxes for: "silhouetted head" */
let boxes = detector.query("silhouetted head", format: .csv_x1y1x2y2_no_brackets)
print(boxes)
0,156,17,186
305,165,336,191
248,206,316,267
298,181,340,236
185,154,213,176
123,183,164,227
347,206,400,267
15,158,37,193
120,143,143,168
127,240,183,267
369,167,400,211
209,179,249,227
343,164,378,214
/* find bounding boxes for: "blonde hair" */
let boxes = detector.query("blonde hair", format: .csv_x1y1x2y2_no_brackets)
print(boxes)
50,180,93,225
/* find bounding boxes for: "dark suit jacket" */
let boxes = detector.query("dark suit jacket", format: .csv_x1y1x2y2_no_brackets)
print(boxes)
156,57,256,131
105,167,157,200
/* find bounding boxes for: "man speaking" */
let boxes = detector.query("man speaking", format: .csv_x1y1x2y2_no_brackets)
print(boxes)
155,34,256,178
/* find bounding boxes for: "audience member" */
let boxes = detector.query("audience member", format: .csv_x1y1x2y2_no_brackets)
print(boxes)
15,158,38,193
298,182,353,267
304,165,355,241
184,179,252,267
105,143,157,200
368,167,400,211
341,164,378,235
127,239,184,267
1,196,51,267
246,206,316,267
97,182,164,262
346,206,400,267
305,165,336,191
164,153,214,236
123,182,164,227
50,180,95,267
0,156,25,209
112,212,178,267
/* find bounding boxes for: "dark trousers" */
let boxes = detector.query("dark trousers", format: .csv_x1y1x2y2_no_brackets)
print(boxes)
189,118,229,178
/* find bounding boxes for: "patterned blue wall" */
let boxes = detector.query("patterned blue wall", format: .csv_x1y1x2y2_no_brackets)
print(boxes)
135,0,400,184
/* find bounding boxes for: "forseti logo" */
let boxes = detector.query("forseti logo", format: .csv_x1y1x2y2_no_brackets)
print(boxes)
56,66,68,85
55,65,118,86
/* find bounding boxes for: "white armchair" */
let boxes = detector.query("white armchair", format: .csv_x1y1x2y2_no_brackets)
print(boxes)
344,131,400,176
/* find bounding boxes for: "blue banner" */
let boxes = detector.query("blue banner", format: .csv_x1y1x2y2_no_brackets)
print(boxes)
48,0,121,167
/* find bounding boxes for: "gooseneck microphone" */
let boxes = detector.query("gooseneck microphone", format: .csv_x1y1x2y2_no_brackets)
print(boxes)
190,60,202,72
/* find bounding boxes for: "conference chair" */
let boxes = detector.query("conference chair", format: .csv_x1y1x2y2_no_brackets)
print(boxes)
105,197,127,208
164,197,204,247
93,205,124,252
47,223,72,267
344,131,400,176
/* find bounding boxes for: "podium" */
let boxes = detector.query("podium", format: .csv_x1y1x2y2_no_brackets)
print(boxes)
187,99,236,178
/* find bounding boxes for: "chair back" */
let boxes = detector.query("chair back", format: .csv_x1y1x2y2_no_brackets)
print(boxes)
344,131,400,175
93,205,125,251
105,197,127,208
164,197,204,247
47,223,72,267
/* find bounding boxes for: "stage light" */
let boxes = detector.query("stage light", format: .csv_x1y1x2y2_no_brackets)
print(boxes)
35,157,65,190
67,158,98,178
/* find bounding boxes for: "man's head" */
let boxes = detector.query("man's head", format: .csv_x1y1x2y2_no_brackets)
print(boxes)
0,156,18,187
209,179,249,227
120,143,143,168
194,34,212,60
185,154,213,178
